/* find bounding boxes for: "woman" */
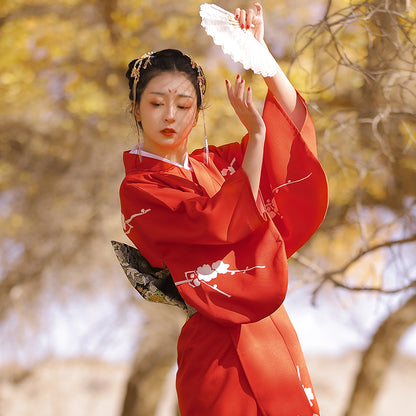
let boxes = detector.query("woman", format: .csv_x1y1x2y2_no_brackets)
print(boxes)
118,3,328,415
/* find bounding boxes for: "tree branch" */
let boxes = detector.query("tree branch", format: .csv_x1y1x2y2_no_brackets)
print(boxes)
292,234,416,298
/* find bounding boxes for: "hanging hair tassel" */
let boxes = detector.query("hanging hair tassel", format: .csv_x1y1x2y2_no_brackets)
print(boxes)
201,102,209,166
131,51,154,162
191,58,209,166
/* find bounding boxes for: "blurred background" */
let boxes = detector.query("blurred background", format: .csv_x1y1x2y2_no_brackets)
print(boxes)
0,0,415,415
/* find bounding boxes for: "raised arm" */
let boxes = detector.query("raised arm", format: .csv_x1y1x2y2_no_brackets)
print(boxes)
225,75,265,199
235,2,306,130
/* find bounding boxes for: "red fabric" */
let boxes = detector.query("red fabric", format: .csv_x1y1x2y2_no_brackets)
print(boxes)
119,91,328,415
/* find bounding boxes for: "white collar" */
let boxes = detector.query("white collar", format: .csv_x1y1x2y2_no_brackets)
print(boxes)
129,144,192,171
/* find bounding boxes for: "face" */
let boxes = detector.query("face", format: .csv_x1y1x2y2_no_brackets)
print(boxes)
134,71,199,162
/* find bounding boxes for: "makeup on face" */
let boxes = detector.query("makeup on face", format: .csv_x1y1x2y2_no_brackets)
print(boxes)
136,72,198,163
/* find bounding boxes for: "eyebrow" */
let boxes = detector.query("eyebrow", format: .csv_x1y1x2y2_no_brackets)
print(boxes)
149,91,194,99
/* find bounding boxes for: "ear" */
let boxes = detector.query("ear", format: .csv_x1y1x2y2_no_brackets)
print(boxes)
193,109,200,126
131,101,141,122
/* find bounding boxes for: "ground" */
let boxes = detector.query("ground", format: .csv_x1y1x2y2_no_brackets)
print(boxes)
1,352,415,416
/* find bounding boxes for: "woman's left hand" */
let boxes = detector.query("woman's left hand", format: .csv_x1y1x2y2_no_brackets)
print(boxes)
234,2,265,46
225,74,265,137
226,74,266,198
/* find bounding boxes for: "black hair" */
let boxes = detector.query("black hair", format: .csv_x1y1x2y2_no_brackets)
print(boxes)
125,49,206,109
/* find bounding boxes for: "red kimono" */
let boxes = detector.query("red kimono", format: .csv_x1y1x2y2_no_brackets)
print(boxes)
119,91,328,415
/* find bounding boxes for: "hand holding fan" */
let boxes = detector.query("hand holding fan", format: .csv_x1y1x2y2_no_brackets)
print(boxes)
199,3,278,77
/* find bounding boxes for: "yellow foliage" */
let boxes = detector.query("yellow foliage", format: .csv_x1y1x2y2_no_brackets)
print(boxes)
312,223,363,265
344,249,385,288
10,213,24,230
0,0,414,303
66,80,109,116
401,157,416,171
361,172,388,201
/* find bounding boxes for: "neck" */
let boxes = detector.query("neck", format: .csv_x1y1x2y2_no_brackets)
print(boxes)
141,141,188,165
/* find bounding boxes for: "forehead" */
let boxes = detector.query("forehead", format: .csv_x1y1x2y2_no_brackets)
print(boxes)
144,72,196,97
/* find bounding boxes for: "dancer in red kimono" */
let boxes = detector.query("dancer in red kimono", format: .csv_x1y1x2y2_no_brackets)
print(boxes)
117,3,328,415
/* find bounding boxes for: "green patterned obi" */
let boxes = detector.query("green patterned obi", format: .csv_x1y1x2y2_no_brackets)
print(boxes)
111,241,197,319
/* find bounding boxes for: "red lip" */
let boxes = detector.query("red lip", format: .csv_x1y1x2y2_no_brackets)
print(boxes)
161,128,176,136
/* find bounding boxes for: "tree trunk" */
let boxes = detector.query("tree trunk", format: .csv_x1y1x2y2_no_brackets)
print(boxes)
343,293,416,416
358,0,411,191
120,304,184,416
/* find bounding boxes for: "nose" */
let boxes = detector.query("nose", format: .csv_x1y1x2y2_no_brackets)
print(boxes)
164,105,176,123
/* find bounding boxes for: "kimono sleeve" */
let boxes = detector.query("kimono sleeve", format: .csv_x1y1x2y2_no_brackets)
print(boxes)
120,168,289,326
260,91,329,257
121,169,265,250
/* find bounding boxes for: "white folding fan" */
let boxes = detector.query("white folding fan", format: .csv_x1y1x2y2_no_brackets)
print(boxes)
199,3,278,77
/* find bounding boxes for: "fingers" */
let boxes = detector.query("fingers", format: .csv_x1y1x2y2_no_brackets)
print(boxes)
235,3,262,29
225,75,262,133
246,85,253,106
253,2,263,17
239,9,246,29
225,75,252,108
247,8,255,30
235,74,245,101
225,75,243,103
225,79,233,103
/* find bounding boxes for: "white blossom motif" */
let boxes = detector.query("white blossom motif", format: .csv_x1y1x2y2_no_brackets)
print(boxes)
297,365,315,408
221,157,236,177
175,259,265,297
272,173,312,194
121,209,151,235
196,260,230,282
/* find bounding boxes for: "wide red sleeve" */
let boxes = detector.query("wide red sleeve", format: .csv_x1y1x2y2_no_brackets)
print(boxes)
259,91,329,257
121,169,264,248
120,168,288,326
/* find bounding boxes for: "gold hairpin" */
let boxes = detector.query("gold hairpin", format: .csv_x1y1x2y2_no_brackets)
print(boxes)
132,51,154,80
189,57,206,97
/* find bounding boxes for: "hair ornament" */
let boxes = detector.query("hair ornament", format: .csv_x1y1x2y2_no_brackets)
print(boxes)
131,51,154,80
132,51,154,109
189,57,206,98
